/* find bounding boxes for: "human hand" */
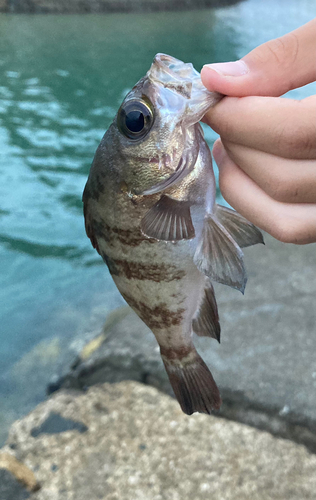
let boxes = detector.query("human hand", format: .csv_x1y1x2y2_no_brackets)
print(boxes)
201,18,316,244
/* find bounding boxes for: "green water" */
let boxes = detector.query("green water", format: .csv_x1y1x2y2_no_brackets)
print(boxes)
0,0,315,443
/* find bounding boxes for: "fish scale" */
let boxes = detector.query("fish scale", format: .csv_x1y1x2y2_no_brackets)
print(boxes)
83,53,264,415
96,201,203,346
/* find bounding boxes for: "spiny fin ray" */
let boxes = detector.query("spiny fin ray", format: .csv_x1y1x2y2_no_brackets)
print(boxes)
194,214,247,293
216,204,264,248
192,282,221,342
140,195,195,241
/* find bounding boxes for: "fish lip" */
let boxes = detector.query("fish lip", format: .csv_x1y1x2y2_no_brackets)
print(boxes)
152,53,182,77
149,53,223,120
152,53,196,79
150,53,195,96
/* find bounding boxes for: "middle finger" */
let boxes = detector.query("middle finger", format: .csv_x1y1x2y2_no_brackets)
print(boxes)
205,95,316,160
222,140,316,204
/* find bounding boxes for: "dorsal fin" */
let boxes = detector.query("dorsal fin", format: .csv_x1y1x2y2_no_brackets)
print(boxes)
216,205,264,248
192,282,221,342
140,195,195,241
194,214,247,293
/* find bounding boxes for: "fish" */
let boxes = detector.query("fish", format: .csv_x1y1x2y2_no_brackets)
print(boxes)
83,53,264,415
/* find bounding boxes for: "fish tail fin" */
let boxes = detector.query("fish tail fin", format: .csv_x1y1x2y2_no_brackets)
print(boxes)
161,345,221,415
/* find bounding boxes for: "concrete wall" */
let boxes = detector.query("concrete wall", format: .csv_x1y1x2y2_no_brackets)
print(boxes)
2,0,241,14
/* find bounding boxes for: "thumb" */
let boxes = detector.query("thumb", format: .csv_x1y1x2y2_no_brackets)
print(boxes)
201,18,316,97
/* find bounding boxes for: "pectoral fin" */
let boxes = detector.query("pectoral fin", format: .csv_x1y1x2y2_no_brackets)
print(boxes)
140,195,195,241
194,214,247,293
192,282,220,342
216,205,264,248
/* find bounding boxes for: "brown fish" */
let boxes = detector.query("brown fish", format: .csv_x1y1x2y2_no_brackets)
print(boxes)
83,54,263,415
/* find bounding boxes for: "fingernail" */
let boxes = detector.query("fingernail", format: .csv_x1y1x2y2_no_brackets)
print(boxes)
212,140,225,166
203,60,248,77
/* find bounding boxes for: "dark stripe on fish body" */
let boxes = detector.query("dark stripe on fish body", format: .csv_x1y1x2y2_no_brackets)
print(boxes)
94,220,156,248
85,174,106,202
93,173,106,199
102,255,186,283
83,203,101,255
121,292,185,330
160,345,193,361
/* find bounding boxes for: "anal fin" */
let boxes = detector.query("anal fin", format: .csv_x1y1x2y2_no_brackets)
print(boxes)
216,204,264,248
192,282,220,342
161,346,221,415
140,195,195,241
194,214,247,293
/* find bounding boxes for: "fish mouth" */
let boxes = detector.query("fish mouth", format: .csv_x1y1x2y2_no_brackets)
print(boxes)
149,53,198,100
153,54,196,80
148,53,223,121
153,53,181,73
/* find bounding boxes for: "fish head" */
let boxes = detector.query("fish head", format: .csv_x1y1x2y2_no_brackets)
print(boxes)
112,53,222,195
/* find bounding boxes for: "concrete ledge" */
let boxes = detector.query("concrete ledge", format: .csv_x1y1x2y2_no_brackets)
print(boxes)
2,381,316,500
2,0,242,14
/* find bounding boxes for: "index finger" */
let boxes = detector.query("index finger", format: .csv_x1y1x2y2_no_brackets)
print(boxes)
201,18,316,97
204,95,316,160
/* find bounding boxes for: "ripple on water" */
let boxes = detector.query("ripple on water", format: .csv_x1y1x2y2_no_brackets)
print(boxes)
0,234,90,261
17,100,64,117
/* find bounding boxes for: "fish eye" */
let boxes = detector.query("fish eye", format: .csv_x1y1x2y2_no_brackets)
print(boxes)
117,98,154,140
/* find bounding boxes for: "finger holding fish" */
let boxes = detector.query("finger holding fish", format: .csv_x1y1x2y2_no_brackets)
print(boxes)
204,95,316,160
213,139,316,244
219,139,316,204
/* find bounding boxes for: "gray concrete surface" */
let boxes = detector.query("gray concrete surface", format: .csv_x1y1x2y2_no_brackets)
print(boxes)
1,0,241,14
2,381,316,500
49,235,316,451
